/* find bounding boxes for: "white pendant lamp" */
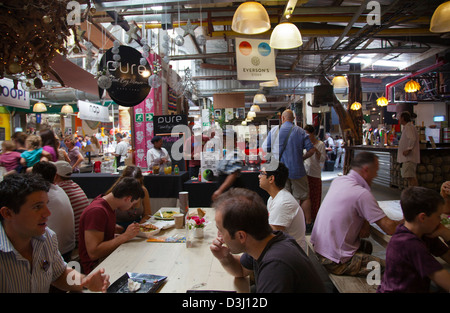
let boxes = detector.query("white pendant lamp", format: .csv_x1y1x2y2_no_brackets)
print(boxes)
430,1,450,33
250,104,261,112
332,76,349,88
247,111,256,119
269,22,302,49
61,104,74,114
253,93,267,104
33,102,47,112
260,77,279,87
232,1,271,35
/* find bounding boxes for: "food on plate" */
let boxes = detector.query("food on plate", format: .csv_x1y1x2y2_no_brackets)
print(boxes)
159,211,175,219
127,278,141,292
188,208,205,218
139,223,159,232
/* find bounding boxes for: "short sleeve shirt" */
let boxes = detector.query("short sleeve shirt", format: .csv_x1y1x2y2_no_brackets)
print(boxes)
377,224,448,293
310,170,386,263
0,224,66,293
240,231,325,293
78,195,116,274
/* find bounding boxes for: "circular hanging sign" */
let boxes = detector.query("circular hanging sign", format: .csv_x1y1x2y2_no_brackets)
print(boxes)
98,46,151,107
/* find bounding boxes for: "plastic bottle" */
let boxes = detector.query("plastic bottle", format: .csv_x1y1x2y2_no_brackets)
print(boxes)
174,164,179,175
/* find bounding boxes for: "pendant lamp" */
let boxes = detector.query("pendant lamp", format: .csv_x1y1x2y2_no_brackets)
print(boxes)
260,77,278,87
61,104,74,114
269,22,302,49
332,76,349,88
376,96,388,107
430,1,450,33
350,102,361,110
250,104,261,112
404,80,421,93
33,102,47,112
247,111,256,118
253,93,267,104
231,1,271,35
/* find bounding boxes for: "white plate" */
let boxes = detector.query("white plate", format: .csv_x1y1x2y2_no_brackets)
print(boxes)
154,207,180,220
137,223,161,238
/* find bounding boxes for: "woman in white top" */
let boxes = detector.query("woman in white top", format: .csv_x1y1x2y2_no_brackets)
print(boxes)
146,136,169,172
303,125,326,229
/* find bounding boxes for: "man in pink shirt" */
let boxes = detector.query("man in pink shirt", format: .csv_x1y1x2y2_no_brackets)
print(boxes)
397,111,420,187
311,152,401,276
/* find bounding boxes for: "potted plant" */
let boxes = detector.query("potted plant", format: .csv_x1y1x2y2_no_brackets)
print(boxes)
187,215,206,238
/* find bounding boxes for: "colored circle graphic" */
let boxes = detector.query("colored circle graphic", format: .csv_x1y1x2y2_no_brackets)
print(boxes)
239,41,252,56
258,42,271,56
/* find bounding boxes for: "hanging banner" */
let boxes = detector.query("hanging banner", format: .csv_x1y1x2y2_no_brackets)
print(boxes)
77,100,110,123
235,38,276,81
0,79,29,109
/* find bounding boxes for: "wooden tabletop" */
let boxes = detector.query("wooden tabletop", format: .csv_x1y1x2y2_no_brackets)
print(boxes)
89,207,250,293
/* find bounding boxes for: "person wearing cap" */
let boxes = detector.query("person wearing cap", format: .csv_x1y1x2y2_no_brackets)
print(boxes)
53,160,90,246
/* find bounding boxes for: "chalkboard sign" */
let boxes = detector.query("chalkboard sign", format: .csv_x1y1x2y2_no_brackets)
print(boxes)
154,114,187,135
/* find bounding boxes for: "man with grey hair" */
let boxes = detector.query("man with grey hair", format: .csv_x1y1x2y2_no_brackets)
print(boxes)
262,109,315,210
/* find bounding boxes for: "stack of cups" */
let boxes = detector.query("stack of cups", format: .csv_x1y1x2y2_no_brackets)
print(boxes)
179,191,189,215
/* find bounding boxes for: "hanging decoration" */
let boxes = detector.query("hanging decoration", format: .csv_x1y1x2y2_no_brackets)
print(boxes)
174,4,185,47
0,0,81,81
196,2,206,46
126,21,140,43
148,60,162,89
181,19,198,37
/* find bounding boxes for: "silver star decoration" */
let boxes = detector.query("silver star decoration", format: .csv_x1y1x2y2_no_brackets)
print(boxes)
126,22,140,43
181,19,198,37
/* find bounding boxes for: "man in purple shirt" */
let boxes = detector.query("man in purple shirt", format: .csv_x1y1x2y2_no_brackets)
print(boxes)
378,186,450,293
311,152,401,276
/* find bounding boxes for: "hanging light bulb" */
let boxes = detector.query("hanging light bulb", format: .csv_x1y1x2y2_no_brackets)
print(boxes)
332,76,349,88
350,102,361,110
269,22,302,49
376,96,388,107
231,1,271,35
404,79,421,93
430,1,450,33
61,104,74,114
33,102,47,112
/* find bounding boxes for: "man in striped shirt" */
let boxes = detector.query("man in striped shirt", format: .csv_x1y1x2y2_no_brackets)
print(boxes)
0,173,109,293
53,160,90,244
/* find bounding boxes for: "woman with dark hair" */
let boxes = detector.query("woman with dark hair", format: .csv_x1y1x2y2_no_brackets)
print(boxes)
106,165,152,229
40,128,59,162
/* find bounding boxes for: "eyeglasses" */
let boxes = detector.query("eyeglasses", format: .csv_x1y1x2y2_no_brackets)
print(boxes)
259,171,268,176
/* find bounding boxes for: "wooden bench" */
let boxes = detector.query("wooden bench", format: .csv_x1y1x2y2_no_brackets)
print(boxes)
305,236,378,293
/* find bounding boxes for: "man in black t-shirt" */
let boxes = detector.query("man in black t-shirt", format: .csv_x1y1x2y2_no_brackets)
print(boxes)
210,188,326,293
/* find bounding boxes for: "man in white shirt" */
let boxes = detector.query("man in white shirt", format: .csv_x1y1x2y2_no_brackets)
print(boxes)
146,136,169,171
258,162,306,251
397,111,420,187
114,133,128,167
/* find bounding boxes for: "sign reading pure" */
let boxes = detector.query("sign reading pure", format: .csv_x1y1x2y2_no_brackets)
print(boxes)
235,38,276,81
98,46,151,107
154,114,188,135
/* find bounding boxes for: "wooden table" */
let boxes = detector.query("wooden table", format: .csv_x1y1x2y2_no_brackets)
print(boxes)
370,200,403,248
90,208,250,293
